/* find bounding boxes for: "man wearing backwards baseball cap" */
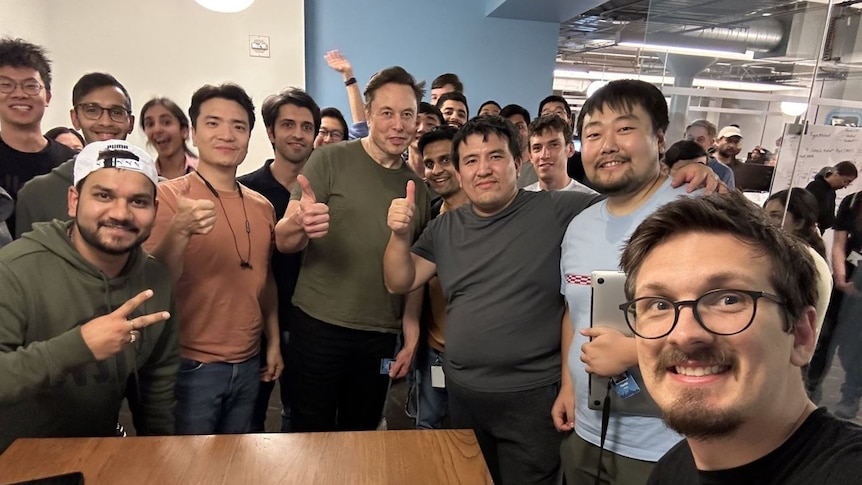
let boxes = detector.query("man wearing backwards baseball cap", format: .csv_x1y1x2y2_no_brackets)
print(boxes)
0,139,179,452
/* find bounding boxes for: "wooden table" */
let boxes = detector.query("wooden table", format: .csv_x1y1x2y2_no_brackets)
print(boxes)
0,430,492,485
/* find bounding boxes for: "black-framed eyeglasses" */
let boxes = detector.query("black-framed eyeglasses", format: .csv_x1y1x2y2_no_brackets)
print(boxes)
619,289,786,339
0,77,43,96
76,103,131,123
318,128,344,141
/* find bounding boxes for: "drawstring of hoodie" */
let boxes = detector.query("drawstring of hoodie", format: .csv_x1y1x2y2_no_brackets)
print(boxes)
99,264,142,422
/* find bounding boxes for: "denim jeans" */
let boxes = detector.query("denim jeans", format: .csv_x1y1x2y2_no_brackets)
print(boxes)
415,345,448,429
174,356,260,435
251,330,291,433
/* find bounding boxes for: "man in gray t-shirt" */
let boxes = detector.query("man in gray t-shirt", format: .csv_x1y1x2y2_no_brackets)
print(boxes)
385,116,600,485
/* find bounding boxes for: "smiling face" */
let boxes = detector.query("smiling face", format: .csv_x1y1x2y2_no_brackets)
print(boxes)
579,102,664,196
268,103,315,165
71,86,133,143
440,99,468,129
423,138,459,198
632,231,814,439
455,132,519,217
69,168,156,256
529,128,574,186
366,82,417,158
142,103,188,159
192,97,250,169
0,66,50,129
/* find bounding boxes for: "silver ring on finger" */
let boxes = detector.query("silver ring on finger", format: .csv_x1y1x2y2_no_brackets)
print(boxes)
128,319,137,330
129,330,140,343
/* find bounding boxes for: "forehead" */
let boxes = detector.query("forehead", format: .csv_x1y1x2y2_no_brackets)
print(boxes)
441,99,466,110
530,128,565,143
79,85,129,106
542,101,567,112
423,139,452,158
583,102,650,126
277,102,314,122
320,116,343,129
370,83,417,110
459,132,511,154
199,97,249,123
419,112,441,123
685,126,708,137
507,115,527,125
81,168,155,195
144,104,174,119
0,65,43,83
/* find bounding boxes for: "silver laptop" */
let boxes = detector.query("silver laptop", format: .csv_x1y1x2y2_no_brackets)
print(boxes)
588,270,662,416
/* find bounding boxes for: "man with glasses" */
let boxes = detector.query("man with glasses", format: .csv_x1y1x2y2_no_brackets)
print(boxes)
0,38,76,237
15,72,135,237
314,107,348,148
618,191,862,484
558,79,706,485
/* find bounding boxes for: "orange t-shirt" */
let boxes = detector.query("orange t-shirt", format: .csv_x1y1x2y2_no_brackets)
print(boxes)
146,173,275,363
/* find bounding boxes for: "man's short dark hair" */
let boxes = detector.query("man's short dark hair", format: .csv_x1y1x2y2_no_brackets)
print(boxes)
417,125,458,156
435,91,469,117
577,79,669,137
45,126,84,146
320,107,348,139
499,104,530,123
528,114,573,144
478,100,501,113
834,161,858,178
431,73,463,92
72,73,132,109
363,66,425,109
663,140,708,168
538,95,572,120
261,87,321,133
189,83,256,131
0,38,52,91
452,116,521,170
419,102,444,126
620,191,817,328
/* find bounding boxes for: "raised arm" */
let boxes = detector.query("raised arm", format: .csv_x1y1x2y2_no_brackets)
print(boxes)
383,180,437,293
325,50,366,125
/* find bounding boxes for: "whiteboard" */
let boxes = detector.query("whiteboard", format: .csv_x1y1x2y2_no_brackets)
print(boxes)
772,123,862,203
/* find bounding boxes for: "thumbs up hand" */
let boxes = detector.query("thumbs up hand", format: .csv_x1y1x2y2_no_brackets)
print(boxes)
172,176,217,237
296,174,330,239
387,180,416,236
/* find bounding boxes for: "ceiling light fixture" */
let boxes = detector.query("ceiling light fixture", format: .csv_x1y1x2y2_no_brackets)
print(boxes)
195,0,254,13
780,101,808,116
553,69,807,93
617,41,755,61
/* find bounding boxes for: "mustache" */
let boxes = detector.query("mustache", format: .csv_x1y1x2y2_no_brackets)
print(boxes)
654,347,735,374
98,219,139,233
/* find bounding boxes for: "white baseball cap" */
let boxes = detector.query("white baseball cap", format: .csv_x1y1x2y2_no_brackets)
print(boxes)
73,140,158,186
717,126,743,139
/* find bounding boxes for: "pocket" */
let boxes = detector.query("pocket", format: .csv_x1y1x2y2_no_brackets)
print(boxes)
178,358,205,373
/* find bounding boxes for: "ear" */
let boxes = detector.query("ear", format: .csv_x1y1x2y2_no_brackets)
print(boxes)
513,155,522,173
656,129,667,156
67,185,79,219
127,115,135,135
45,90,52,106
70,108,82,130
181,126,189,140
190,126,198,148
566,141,575,158
791,306,818,367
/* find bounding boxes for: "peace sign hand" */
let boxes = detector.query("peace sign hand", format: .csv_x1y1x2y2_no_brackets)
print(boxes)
80,289,171,361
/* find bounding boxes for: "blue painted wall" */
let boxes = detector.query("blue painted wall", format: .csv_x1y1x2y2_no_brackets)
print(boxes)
304,0,559,120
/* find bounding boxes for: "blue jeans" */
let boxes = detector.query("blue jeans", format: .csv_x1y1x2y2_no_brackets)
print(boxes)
174,356,260,435
415,345,448,429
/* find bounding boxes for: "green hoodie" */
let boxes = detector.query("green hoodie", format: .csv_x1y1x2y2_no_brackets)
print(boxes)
0,220,179,452
14,156,75,238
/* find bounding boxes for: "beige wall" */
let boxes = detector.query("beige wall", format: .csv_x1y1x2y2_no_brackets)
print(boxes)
1,0,305,175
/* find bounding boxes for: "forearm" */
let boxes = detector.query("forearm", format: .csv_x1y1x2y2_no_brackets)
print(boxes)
401,288,422,352
149,228,192,282
383,232,417,293
343,69,366,124
833,231,848,280
561,309,574,392
261,271,279,345
275,205,309,253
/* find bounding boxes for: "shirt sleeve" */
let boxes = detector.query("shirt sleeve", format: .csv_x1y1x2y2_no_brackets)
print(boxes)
411,217,439,264
834,194,856,232
349,121,369,140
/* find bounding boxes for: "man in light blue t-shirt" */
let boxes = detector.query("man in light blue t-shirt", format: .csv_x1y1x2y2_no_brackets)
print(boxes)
556,79,705,485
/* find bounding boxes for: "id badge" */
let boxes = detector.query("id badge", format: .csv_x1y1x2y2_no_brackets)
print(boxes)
380,358,394,375
611,370,642,400
431,365,446,388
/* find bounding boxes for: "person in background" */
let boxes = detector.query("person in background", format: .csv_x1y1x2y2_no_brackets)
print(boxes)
140,97,198,179
314,107,348,148
0,186,11,247
764,189,826,258
44,126,83,151
663,140,707,170
805,161,858,234
477,100,501,117
323,50,368,140
429,73,463,105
